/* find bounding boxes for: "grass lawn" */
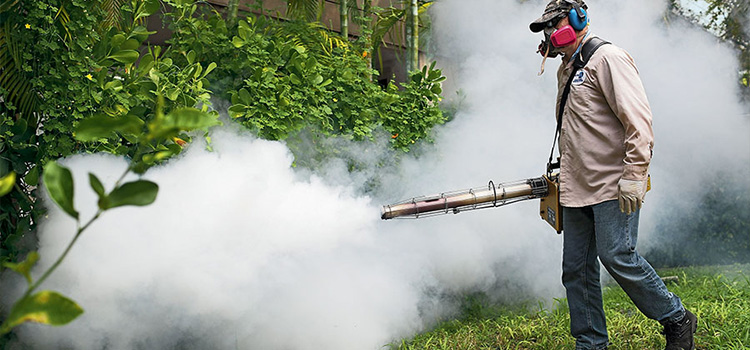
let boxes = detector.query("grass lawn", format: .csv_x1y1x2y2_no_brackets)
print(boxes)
391,264,750,350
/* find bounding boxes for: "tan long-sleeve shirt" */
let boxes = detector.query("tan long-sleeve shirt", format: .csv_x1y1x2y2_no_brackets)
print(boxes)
555,38,654,207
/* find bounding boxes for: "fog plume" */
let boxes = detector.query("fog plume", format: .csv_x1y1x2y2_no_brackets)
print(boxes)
2,0,749,349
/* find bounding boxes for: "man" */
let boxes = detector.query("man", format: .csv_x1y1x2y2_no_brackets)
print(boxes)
528,1,698,349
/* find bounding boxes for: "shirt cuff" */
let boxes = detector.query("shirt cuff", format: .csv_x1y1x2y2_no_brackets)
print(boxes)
623,164,649,181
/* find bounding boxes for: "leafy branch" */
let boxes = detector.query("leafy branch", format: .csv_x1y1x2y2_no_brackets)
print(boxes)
0,102,220,335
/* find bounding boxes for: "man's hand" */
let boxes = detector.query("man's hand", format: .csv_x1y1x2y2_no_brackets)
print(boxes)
618,178,647,214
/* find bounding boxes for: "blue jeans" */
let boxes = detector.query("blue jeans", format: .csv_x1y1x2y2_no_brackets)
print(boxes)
562,200,685,350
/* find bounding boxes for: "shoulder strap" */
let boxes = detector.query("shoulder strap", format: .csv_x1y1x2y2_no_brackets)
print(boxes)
547,37,611,174
572,37,610,70
557,37,610,127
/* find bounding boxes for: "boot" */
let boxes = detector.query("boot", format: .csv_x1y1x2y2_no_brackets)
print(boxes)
662,309,698,350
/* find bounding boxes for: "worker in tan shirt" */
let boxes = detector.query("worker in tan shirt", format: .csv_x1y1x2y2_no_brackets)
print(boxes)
529,1,697,349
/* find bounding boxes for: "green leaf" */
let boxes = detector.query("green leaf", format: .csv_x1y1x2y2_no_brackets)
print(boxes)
186,50,196,65
166,88,180,101
311,74,323,85
98,180,158,210
231,36,245,48
104,80,123,92
411,72,423,84
24,165,39,187
111,34,127,48
120,38,141,51
203,62,217,78
1,251,39,285
10,118,27,137
228,104,246,118
238,88,252,104
88,173,105,198
131,26,157,37
289,74,302,85
43,162,78,220
147,108,220,141
428,69,442,81
238,21,251,40
305,57,318,70
107,50,139,65
137,54,155,75
75,114,144,142
0,291,83,334
141,150,176,165
91,91,103,103
0,171,15,196
149,68,160,84
135,0,160,20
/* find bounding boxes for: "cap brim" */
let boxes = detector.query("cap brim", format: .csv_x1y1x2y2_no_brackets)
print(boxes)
529,11,565,32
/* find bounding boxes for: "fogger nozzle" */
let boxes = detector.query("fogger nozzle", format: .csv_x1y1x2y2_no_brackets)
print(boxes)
381,177,549,220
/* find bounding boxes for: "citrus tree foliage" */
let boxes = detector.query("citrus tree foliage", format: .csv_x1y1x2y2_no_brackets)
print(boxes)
165,1,446,152
0,0,221,334
0,0,217,269
282,0,436,76
0,102,219,335
1,0,446,335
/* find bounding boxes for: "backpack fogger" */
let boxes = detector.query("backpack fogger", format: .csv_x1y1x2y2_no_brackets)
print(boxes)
380,172,563,233
380,38,614,233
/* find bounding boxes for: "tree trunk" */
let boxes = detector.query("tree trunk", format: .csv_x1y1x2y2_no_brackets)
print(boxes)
340,0,348,39
227,0,240,28
363,0,373,72
405,0,418,73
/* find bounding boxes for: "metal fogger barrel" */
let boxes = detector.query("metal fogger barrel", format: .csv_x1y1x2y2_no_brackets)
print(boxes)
380,174,563,233
381,176,549,219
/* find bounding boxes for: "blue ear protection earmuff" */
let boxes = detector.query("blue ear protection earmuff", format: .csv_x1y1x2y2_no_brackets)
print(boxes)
565,0,589,31
568,7,588,31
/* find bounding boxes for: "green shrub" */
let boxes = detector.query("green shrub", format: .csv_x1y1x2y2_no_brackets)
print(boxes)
164,3,446,153
0,0,216,267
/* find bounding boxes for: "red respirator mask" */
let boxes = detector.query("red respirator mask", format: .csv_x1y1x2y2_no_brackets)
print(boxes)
537,25,577,59
537,25,577,75
550,25,576,47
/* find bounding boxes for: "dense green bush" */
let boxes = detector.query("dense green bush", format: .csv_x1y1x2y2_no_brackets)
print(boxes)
0,0,216,266
0,0,447,338
165,2,446,152
0,0,222,336
1,0,447,280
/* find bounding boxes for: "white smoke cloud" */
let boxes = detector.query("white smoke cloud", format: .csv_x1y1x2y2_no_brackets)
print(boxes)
2,0,750,349
2,128,428,349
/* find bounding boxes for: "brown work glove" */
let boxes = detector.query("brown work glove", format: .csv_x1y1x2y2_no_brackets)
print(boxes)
618,178,647,214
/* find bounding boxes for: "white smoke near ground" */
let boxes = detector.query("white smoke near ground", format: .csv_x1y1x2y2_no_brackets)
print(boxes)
2,0,750,349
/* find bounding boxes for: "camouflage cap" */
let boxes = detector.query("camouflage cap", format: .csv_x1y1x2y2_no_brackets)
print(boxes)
529,0,587,33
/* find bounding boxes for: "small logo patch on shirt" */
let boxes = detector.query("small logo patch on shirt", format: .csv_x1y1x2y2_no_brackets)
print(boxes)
571,70,586,85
